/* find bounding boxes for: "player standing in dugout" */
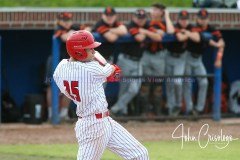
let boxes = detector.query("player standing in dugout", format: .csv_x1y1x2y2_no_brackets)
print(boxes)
184,9,225,115
139,3,175,116
91,7,127,62
111,9,161,116
165,10,197,116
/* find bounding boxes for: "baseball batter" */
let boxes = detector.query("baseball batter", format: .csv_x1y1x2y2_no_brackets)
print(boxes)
53,30,149,160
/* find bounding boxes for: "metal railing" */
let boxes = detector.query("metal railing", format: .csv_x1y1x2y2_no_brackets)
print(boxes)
0,36,2,124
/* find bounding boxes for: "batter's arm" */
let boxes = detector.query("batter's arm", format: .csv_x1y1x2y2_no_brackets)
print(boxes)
94,51,115,76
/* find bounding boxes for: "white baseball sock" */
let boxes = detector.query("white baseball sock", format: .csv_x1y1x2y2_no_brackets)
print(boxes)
60,107,69,119
48,107,52,119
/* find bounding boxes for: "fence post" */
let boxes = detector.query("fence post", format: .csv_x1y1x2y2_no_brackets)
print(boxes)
51,36,60,125
0,36,2,124
213,50,222,121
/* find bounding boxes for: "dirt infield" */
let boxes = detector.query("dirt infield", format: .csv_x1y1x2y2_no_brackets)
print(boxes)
0,119,240,144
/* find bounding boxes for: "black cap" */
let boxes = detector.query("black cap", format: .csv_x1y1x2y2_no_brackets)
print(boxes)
178,10,189,19
104,7,116,16
57,12,73,21
197,9,209,19
134,9,147,19
151,3,166,10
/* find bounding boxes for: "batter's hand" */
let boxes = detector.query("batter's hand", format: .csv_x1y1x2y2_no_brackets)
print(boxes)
107,64,122,82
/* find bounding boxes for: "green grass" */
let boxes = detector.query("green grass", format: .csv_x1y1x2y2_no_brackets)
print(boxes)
0,141,239,160
0,0,192,7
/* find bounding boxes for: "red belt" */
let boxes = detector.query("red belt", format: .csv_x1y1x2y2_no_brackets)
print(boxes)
79,110,110,119
95,110,110,119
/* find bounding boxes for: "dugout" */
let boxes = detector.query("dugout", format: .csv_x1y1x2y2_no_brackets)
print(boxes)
1,30,240,106
0,8,240,121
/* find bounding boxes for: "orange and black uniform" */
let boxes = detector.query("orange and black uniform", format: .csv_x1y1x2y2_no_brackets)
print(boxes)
121,20,156,59
146,20,166,53
92,20,123,60
54,24,85,59
167,23,193,56
187,24,222,58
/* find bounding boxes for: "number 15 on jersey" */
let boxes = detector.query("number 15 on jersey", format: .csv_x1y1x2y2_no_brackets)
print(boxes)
63,80,81,102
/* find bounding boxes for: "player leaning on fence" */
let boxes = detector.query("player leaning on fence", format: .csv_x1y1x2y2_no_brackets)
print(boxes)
142,3,174,76
92,7,127,62
165,10,194,116
111,9,161,116
184,9,225,115
139,3,175,116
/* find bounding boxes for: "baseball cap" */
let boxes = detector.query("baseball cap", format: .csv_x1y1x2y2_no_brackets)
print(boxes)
151,3,166,10
197,9,209,19
57,12,73,21
134,9,147,19
104,7,116,16
178,10,189,19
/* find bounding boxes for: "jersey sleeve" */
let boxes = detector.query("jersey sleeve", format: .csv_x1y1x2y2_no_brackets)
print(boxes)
54,26,67,38
128,22,139,36
208,25,222,40
92,20,110,35
53,70,74,100
190,25,202,33
53,66,65,94
173,23,181,34
70,24,82,30
114,21,123,27
146,21,157,32
87,61,113,78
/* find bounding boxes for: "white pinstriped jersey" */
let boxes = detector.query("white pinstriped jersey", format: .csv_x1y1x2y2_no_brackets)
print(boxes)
53,59,113,117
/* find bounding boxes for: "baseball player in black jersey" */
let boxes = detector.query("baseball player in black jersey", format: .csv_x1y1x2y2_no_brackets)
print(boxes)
184,9,225,115
111,9,161,116
141,3,171,77
92,7,127,61
139,3,175,116
165,10,194,116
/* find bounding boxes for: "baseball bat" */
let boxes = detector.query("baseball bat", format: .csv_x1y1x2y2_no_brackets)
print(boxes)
94,51,107,66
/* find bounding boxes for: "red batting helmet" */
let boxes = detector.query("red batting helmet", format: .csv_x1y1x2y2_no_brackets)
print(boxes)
66,30,101,61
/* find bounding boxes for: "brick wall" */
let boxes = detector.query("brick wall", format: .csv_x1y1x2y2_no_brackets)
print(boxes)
0,9,240,30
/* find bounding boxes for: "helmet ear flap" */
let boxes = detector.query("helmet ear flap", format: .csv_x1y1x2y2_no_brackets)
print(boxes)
74,49,88,61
